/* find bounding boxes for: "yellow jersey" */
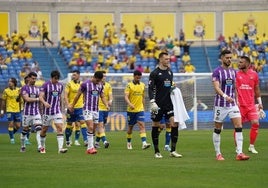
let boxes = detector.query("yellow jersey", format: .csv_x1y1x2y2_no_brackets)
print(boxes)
99,82,112,111
65,80,83,109
42,24,48,34
125,81,145,113
2,87,21,113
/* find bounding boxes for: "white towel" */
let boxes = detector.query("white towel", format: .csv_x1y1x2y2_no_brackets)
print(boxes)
170,87,190,130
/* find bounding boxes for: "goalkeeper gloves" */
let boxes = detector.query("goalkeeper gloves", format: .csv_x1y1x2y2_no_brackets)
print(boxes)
256,104,266,119
259,109,266,119
150,99,159,114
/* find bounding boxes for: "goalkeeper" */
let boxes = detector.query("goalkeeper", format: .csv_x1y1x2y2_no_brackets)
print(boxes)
236,55,266,154
148,52,182,159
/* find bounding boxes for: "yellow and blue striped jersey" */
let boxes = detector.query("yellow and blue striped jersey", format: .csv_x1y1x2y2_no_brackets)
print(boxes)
2,87,21,112
65,80,83,108
125,81,145,112
99,82,112,111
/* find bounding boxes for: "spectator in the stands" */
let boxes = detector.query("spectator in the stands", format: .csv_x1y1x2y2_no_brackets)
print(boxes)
178,63,185,73
232,33,240,48
165,34,173,44
145,36,156,53
251,49,259,65
24,48,33,60
138,36,146,51
242,43,251,55
134,24,141,39
35,67,43,80
69,57,78,67
179,29,185,41
95,63,104,72
231,50,239,70
184,62,195,73
136,64,144,73
20,63,31,78
113,61,122,72
105,55,113,68
143,66,150,73
166,40,174,54
217,33,226,49
255,62,264,73
85,52,92,67
31,61,39,72
75,22,82,38
172,42,181,59
77,55,85,66
262,33,268,45
0,35,5,47
0,54,7,71
120,23,127,38
97,52,104,67
242,23,249,41
181,51,191,65
181,40,193,54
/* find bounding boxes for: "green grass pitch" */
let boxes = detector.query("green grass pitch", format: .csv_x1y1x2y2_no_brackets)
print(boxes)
0,129,268,188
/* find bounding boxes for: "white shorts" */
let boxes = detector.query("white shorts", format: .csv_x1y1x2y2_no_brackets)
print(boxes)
22,114,42,127
42,113,63,126
213,106,241,122
83,110,99,123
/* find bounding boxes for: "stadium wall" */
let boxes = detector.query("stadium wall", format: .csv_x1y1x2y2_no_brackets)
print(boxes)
0,0,267,46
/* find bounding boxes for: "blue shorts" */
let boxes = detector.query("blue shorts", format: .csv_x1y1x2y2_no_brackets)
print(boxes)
6,112,21,122
99,111,109,124
66,108,84,123
127,111,144,126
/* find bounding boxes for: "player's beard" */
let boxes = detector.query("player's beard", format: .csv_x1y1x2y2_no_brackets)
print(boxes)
223,61,231,67
239,65,247,70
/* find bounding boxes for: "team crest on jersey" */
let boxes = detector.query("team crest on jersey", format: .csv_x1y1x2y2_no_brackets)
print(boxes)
92,90,99,96
30,93,37,98
168,71,171,75
225,78,233,86
51,91,59,97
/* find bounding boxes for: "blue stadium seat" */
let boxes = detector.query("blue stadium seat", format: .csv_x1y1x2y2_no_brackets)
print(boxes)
263,65,268,73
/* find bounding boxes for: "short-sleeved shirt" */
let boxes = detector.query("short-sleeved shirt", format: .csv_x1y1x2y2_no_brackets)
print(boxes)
236,68,259,107
40,80,63,115
212,66,236,107
2,87,21,113
21,84,40,115
125,81,145,113
80,79,103,112
98,82,112,111
65,80,83,109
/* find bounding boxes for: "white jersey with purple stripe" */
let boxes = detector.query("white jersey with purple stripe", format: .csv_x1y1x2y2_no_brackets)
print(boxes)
212,66,237,107
80,80,103,111
40,80,63,115
21,85,40,115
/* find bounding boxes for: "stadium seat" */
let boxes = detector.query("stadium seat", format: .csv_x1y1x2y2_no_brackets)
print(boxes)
262,65,268,73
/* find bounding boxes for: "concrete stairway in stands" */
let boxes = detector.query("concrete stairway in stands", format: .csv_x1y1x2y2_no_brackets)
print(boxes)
31,47,69,80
